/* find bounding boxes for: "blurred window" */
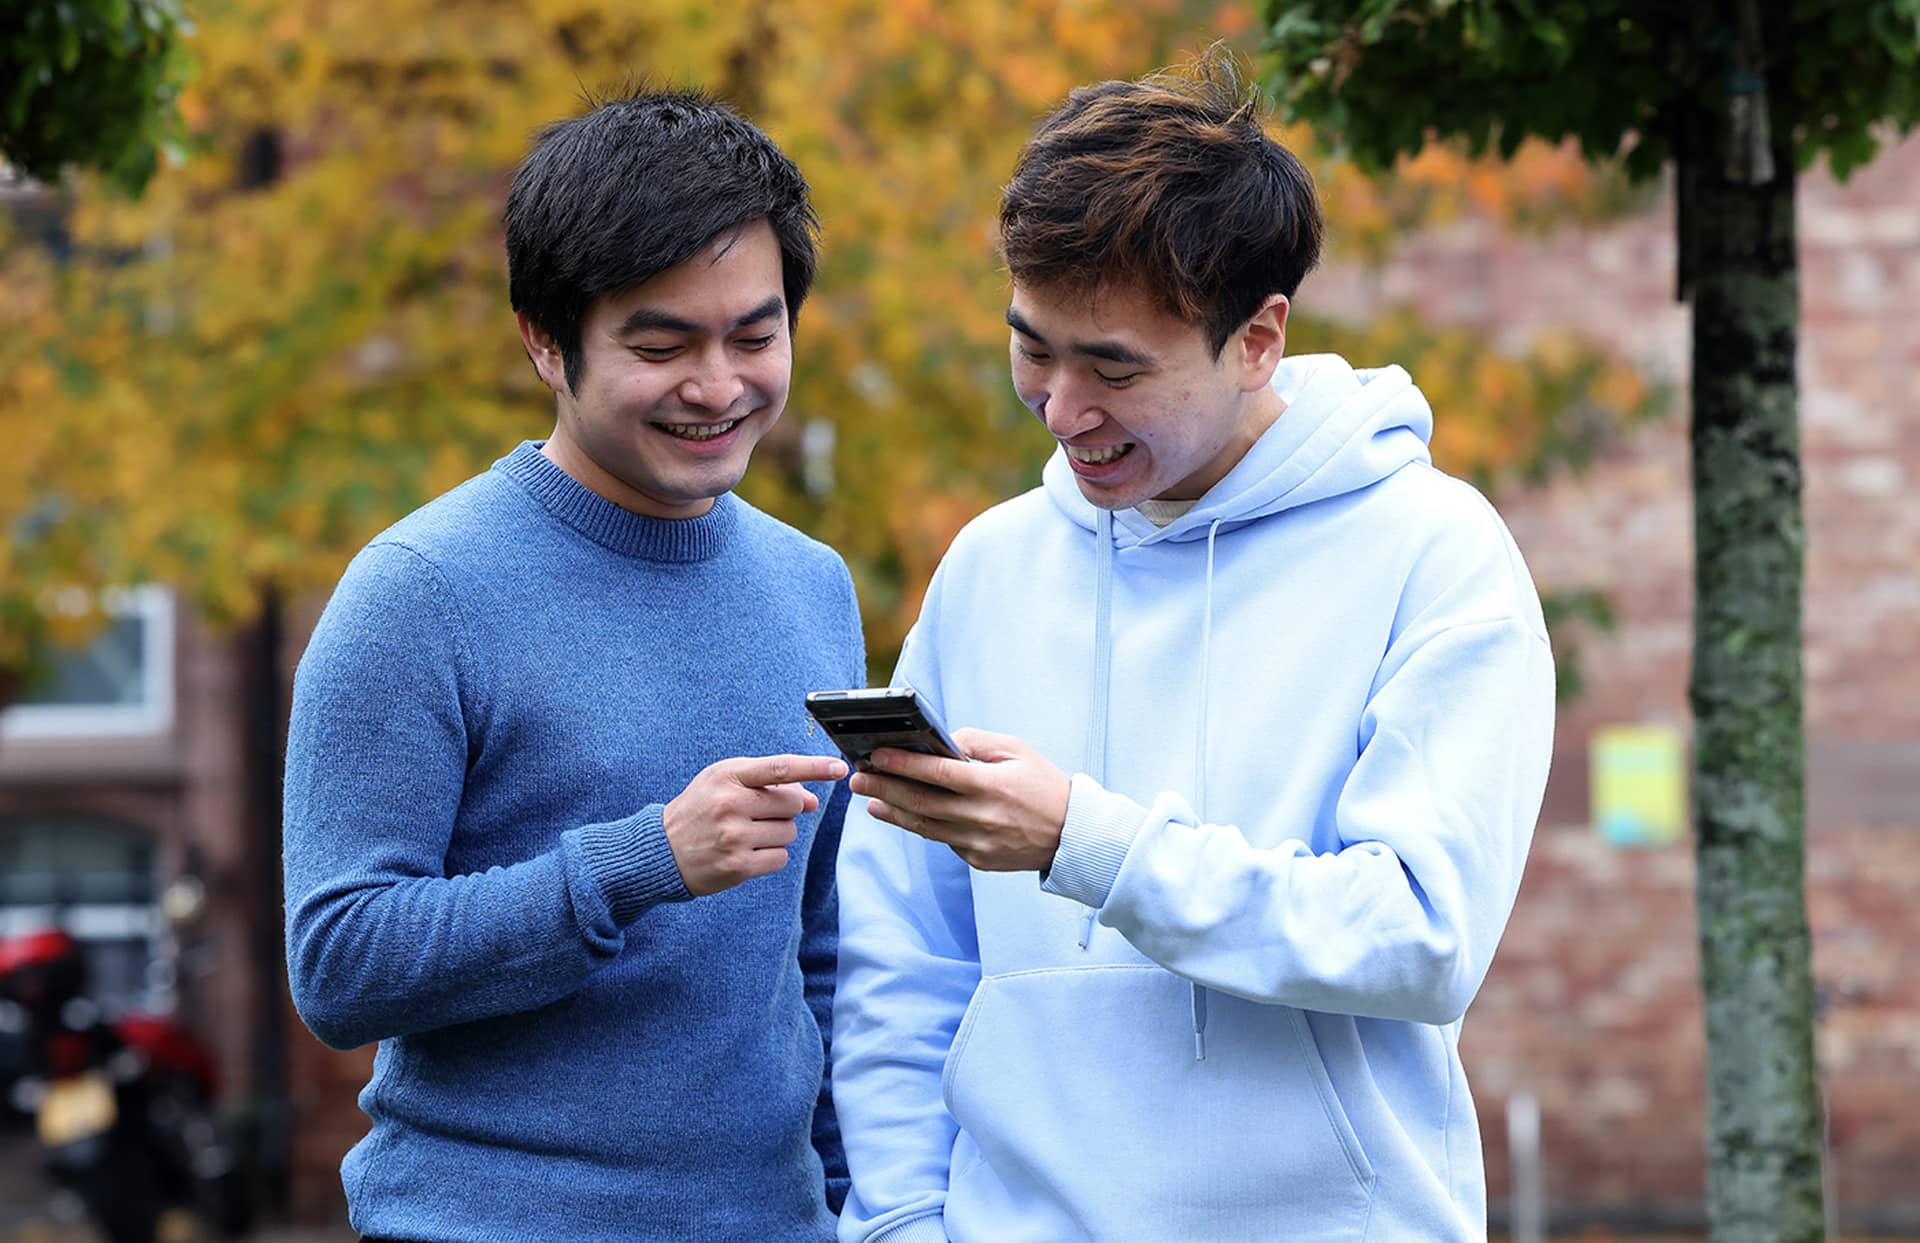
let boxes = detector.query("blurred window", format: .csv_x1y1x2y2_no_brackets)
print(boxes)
1,586,174,740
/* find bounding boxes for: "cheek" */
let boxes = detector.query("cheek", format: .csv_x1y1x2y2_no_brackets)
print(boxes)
745,347,793,399
1009,366,1047,413
603,369,677,415
1116,398,1178,450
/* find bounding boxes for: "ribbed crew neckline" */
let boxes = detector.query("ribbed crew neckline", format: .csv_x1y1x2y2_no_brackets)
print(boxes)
494,441,739,562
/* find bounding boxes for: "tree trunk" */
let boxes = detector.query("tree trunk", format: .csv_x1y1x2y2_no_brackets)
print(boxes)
1684,103,1825,1241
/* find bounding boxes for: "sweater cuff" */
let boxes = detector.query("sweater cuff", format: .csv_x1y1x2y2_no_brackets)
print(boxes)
1039,774,1147,910
869,1213,951,1243
571,805,691,925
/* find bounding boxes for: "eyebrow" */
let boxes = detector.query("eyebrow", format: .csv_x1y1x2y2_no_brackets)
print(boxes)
1005,307,1154,368
618,295,785,338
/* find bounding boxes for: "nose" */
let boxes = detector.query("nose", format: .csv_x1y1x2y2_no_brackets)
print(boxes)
678,348,746,413
1037,384,1104,440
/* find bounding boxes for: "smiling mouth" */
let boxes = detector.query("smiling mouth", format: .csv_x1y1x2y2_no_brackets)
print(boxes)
656,418,742,442
1065,442,1133,466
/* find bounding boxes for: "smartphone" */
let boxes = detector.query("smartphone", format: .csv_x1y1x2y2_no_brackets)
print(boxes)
804,687,965,769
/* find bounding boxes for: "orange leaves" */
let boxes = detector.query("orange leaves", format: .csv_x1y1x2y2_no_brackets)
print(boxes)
1290,312,1664,491
1316,131,1640,259
1212,3,1255,38
0,0,1662,679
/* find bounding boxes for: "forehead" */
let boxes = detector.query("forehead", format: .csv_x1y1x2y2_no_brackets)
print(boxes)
1008,280,1202,352
590,219,785,330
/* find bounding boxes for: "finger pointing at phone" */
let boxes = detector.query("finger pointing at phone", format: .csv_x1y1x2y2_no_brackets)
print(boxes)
666,754,849,896
850,728,1070,874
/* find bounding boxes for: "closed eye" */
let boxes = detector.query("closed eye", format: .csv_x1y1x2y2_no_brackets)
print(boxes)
1095,370,1139,388
737,333,778,351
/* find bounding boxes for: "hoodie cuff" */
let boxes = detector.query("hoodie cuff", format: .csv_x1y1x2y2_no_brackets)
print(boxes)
569,804,692,926
1040,774,1148,910
868,1213,952,1243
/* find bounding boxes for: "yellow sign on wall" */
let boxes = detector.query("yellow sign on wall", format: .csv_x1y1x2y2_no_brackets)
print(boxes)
1591,724,1687,847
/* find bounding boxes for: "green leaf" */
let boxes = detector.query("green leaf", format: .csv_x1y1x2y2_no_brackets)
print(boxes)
1825,124,1881,180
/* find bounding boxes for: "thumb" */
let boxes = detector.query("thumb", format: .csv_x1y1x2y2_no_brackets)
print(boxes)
950,727,1025,762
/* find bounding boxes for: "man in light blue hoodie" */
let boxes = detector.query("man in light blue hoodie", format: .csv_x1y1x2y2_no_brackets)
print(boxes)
832,49,1556,1243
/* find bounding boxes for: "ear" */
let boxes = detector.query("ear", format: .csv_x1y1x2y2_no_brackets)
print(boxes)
1232,293,1289,393
516,312,570,397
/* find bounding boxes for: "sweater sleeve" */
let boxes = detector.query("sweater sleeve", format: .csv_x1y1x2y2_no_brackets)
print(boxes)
1041,613,1555,1026
832,629,978,1243
282,542,691,1051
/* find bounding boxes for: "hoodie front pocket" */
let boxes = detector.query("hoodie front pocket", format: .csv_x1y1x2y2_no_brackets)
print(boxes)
941,965,1377,1243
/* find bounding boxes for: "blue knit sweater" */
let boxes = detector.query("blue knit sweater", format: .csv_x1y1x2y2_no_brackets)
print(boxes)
283,442,862,1242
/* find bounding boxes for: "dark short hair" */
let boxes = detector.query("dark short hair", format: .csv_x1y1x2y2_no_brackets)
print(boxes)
506,86,820,392
998,48,1322,358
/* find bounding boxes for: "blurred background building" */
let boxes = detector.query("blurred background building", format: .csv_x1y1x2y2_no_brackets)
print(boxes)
1,6,1916,1234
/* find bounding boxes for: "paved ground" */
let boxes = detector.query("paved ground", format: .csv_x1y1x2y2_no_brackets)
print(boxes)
0,1132,1909,1243
0,1130,354,1243
3,1228,352,1243
1,1227,352,1243
2,1218,1915,1243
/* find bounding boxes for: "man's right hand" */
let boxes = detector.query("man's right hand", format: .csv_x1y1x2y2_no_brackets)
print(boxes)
664,754,849,896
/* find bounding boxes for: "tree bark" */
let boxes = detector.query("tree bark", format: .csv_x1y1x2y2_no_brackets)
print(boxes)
1684,94,1825,1242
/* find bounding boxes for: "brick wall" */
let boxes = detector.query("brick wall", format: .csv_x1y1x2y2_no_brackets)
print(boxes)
1301,136,1920,1226
284,999,375,1224
1469,826,1920,1228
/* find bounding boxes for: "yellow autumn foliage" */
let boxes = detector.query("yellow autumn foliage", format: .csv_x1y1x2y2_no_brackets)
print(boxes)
0,0,1655,674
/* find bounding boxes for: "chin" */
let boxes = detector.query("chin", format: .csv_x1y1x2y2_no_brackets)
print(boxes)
688,460,755,499
1075,480,1151,512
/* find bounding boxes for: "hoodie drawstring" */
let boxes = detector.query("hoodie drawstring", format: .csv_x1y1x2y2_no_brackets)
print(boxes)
1190,518,1223,1061
1078,507,1114,951
1081,511,1220,1062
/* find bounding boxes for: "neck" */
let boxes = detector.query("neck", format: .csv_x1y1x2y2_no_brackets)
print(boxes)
1242,382,1289,444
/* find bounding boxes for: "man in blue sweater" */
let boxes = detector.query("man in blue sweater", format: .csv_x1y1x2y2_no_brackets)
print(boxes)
283,88,862,1241
833,51,1554,1242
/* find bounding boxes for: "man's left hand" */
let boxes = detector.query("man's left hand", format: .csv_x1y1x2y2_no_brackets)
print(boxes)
849,728,1070,873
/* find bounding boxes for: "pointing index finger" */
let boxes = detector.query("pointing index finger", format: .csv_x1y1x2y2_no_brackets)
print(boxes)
733,753,849,788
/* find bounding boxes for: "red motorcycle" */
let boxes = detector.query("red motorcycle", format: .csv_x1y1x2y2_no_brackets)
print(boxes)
0,928,252,1243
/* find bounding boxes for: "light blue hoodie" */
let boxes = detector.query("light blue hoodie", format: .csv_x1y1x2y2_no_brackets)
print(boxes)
834,355,1555,1243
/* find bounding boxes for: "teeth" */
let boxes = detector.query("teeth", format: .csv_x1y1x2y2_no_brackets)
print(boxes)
1066,443,1131,466
658,419,740,441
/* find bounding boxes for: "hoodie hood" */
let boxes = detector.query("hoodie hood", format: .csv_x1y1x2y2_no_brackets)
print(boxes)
1042,353,1434,544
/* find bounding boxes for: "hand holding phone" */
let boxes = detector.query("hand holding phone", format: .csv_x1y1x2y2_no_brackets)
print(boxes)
843,724,1073,874
804,687,964,774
